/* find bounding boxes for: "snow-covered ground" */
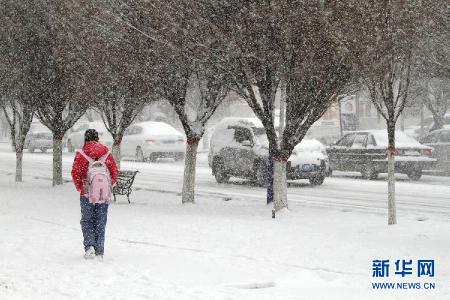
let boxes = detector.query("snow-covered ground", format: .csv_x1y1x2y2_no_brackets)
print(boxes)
0,145,449,299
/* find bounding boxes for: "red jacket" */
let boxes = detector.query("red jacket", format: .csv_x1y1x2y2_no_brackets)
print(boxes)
71,141,119,194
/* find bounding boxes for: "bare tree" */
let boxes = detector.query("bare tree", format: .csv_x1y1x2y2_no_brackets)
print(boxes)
105,0,230,203
33,1,95,186
414,14,450,131
0,0,46,182
355,0,445,225
412,78,450,131
90,16,153,167
201,1,355,214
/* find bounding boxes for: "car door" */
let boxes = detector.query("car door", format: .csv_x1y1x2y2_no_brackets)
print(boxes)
337,133,357,171
219,126,239,174
233,127,256,176
365,133,382,161
420,131,439,165
349,133,368,171
328,133,355,171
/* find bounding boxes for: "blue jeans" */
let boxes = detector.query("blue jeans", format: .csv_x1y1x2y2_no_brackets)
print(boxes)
80,197,109,255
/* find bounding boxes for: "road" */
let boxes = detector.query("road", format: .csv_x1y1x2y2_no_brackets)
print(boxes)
1,143,449,218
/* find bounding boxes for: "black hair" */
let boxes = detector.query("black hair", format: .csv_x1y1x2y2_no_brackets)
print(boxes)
84,129,99,144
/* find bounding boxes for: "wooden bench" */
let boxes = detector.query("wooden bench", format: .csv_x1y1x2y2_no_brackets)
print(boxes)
113,170,139,203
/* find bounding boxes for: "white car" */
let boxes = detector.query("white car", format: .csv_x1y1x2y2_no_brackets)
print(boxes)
25,130,53,153
121,121,185,162
67,121,113,152
24,122,53,152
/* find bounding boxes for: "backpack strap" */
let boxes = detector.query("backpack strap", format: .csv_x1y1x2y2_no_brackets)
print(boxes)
99,150,111,163
76,149,95,164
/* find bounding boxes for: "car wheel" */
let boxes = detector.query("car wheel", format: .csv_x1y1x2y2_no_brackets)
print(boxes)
361,163,378,180
40,148,47,153
309,173,325,186
136,147,145,162
255,161,268,187
67,140,74,152
407,168,422,181
213,159,230,183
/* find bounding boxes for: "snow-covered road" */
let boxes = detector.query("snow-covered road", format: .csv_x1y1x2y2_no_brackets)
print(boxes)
1,143,449,220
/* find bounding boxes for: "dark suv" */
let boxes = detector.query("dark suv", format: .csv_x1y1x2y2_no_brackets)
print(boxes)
208,118,327,186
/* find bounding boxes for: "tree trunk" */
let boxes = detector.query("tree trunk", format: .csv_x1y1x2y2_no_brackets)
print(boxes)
112,141,121,170
387,123,397,225
53,136,63,186
15,150,23,182
273,156,288,213
266,149,274,204
181,138,199,204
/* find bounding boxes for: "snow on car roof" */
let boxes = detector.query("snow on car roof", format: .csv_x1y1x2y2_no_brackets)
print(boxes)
294,139,325,152
217,117,263,129
134,121,182,135
355,130,427,148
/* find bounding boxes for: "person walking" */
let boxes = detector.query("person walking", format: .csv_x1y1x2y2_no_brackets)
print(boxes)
71,129,119,260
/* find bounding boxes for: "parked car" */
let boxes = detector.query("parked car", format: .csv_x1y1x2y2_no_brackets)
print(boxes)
419,128,450,175
292,138,331,177
326,130,436,180
24,131,53,153
121,121,185,162
67,121,113,152
208,117,328,186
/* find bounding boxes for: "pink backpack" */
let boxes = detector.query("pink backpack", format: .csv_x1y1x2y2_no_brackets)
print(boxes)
77,150,112,204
